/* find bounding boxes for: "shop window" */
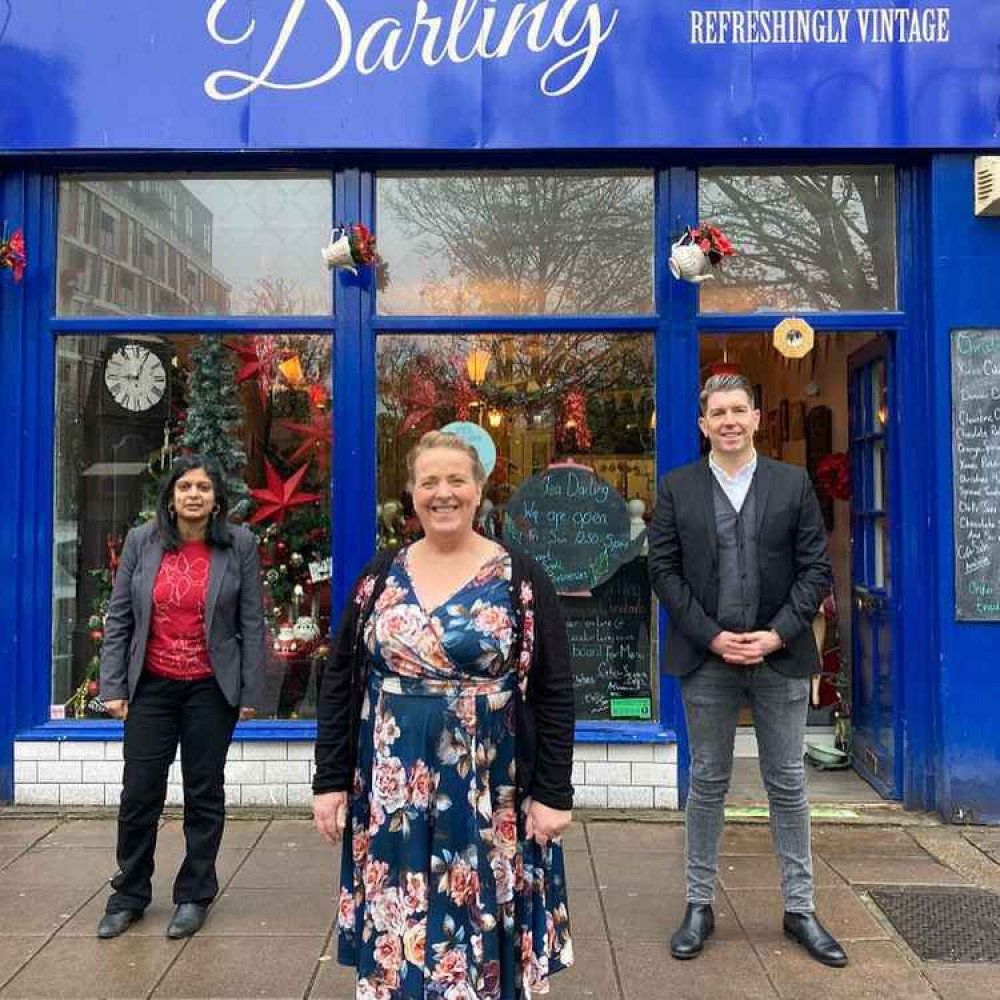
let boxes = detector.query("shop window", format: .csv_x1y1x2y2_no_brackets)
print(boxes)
698,167,897,313
57,175,333,317
375,332,658,723
376,171,655,316
51,334,334,721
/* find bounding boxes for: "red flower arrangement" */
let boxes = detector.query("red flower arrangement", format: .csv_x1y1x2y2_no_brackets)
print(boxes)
687,223,735,266
0,225,26,282
347,223,377,267
557,390,592,452
321,223,378,275
816,452,851,501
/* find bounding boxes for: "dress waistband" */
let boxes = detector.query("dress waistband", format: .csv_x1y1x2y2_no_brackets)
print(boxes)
370,668,515,698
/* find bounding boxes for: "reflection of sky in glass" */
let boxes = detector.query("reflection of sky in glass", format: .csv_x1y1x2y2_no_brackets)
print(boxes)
377,172,655,316
183,176,333,314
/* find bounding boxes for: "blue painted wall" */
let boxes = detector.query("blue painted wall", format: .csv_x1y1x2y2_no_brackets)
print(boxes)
928,155,1000,823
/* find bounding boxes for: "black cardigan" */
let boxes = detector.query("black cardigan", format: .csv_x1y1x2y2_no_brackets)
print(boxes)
312,543,575,811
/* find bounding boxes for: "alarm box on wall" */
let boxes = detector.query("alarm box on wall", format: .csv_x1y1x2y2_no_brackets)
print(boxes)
974,157,1000,217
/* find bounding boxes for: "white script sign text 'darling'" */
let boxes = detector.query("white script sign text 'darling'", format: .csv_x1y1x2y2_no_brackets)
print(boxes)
204,0,619,100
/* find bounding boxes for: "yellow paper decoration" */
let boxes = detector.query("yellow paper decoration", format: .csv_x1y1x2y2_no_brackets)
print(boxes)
773,318,815,360
278,356,304,385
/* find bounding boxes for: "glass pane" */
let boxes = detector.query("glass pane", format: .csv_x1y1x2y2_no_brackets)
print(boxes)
873,360,888,429
873,440,885,512
376,172,655,315
57,175,333,316
698,167,896,312
375,332,657,722
52,333,333,721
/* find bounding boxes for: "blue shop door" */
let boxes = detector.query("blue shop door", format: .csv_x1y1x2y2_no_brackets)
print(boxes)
848,339,901,799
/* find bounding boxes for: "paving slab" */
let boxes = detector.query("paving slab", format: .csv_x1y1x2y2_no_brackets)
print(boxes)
306,948,357,1000
157,819,267,850
149,846,249,897
718,824,779,855
0,848,116,889
58,896,180,938
254,820,319,850
617,939,778,1000
585,821,686,854
726,886,890,943
228,847,339,891
35,819,119,848
563,847,596,891
811,826,929,857
0,822,58,846
823,855,970,886
152,934,326,998
719,853,844,890
201,888,336,936
755,938,938,1000
591,851,687,892
921,963,1000,1000
0,939,47,991
558,821,587,852
0,935,180,999
601,883,739,943
0,886,100,936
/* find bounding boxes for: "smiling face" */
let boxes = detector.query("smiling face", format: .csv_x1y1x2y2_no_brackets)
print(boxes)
411,447,483,542
172,467,216,526
698,388,760,464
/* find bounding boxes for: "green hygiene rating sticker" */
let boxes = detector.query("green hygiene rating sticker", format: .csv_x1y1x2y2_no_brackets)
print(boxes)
610,697,652,720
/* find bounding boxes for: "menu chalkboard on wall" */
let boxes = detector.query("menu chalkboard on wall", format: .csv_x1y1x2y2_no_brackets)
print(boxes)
951,329,1000,621
563,558,654,721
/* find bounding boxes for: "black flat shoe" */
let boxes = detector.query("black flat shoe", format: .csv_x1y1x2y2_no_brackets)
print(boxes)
97,909,143,939
167,902,208,939
783,911,849,967
670,903,715,959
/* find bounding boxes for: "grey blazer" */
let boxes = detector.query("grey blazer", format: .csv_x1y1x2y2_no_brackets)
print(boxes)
99,520,267,709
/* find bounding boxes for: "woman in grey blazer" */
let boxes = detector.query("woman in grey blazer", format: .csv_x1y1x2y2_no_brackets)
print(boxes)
97,455,266,940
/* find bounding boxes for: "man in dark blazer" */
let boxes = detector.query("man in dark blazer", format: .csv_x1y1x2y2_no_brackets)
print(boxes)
649,374,847,968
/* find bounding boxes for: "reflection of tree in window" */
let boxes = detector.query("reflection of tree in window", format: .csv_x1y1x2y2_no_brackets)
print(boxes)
379,173,654,315
698,169,896,312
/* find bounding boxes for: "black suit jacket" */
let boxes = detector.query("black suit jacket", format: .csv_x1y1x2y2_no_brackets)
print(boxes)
99,520,267,708
648,455,832,679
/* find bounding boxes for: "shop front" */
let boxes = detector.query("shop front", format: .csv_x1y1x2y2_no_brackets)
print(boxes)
2,2,1000,821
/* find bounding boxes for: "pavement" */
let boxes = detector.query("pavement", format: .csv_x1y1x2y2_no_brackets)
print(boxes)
1,809,999,999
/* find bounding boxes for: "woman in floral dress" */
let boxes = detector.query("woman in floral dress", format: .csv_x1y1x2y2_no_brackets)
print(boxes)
313,431,575,999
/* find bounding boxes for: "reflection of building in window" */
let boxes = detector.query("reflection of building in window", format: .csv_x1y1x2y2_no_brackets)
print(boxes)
58,179,232,316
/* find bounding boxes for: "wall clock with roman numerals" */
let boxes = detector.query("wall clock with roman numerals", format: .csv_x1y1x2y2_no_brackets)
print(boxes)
103,343,167,412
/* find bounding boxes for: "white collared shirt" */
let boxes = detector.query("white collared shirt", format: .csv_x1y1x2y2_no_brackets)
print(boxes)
709,450,758,513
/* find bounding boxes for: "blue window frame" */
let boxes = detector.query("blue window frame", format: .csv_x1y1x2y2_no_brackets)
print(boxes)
1,158,938,815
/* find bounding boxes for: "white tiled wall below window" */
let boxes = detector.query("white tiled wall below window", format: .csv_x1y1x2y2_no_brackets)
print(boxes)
13,740,679,810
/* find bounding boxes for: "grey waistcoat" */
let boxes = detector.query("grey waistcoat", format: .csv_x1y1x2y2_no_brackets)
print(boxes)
713,475,760,631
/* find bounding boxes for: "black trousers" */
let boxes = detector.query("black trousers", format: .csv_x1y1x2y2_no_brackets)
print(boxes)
108,672,238,913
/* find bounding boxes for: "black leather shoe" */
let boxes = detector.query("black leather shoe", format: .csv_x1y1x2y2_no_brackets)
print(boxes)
783,911,849,967
670,903,715,959
166,902,208,939
97,909,143,939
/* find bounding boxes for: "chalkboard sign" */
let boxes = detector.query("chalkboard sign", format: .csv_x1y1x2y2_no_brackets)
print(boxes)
563,557,654,721
951,329,1000,621
503,464,632,593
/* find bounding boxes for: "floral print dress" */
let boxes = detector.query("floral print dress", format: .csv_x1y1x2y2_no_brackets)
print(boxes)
338,549,573,1000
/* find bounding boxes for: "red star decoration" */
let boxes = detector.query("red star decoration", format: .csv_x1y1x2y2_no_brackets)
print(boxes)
249,459,322,525
225,340,265,384
278,414,333,467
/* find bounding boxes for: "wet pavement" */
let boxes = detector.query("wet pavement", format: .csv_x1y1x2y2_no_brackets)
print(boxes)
1,810,999,998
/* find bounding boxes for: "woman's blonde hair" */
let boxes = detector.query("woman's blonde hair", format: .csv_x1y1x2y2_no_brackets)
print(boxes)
406,430,488,489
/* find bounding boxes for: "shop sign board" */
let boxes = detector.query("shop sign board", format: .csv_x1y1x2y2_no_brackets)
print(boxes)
1,2,999,151
951,329,1000,621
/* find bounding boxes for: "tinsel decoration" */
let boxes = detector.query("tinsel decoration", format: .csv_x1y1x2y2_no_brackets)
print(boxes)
557,390,592,451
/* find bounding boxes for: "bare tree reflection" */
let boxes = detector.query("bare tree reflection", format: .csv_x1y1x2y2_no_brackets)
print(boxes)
381,174,654,314
699,170,896,312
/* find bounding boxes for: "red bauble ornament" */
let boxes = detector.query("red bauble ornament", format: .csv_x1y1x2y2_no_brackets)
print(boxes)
249,459,322,525
90,629,104,642
87,680,99,697
276,540,289,558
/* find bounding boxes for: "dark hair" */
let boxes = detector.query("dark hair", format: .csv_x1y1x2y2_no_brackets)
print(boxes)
699,373,756,414
155,455,233,551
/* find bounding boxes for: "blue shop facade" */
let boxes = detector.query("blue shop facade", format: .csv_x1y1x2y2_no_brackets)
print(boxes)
2,1,1000,821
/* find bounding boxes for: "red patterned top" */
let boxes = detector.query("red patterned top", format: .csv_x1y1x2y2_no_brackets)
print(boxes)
145,540,214,681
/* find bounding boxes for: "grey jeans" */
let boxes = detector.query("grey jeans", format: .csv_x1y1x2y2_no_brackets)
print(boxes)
680,657,814,913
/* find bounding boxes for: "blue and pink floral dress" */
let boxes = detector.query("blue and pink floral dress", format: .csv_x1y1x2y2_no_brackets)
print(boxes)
337,547,573,999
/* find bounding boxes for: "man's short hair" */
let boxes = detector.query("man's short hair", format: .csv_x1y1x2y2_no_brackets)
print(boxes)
699,373,756,414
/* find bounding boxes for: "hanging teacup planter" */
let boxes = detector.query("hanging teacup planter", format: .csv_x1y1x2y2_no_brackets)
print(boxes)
321,223,377,276
668,223,735,284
